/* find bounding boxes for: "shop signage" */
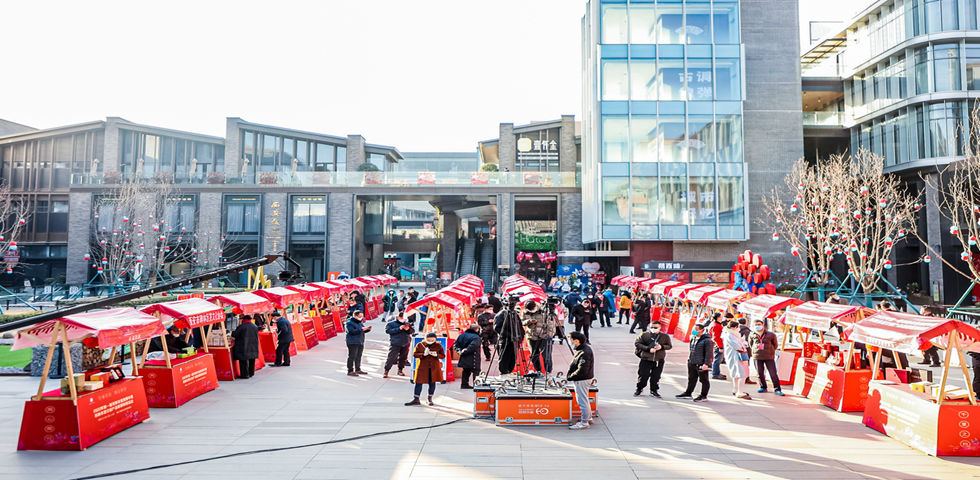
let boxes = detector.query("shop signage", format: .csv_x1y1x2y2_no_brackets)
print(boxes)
641,260,732,271
516,232,556,251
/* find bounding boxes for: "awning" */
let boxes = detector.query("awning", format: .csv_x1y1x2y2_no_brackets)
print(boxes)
610,275,630,286
519,291,548,303
140,298,226,329
343,278,373,290
209,291,276,315
406,292,464,311
782,301,872,331
737,295,804,321
310,281,351,294
684,286,725,304
844,311,980,354
705,289,754,311
666,283,702,300
13,308,166,350
253,287,307,308
651,281,684,296
285,284,327,301
636,278,665,291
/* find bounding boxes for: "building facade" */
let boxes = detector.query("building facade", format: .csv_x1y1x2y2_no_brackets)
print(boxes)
802,0,980,302
582,0,803,272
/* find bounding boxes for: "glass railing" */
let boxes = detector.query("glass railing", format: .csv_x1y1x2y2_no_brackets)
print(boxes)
72,171,581,188
801,61,841,78
802,111,846,127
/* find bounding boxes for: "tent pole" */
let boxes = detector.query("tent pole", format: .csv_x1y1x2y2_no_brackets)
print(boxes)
61,325,78,406
34,322,62,401
937,339,955,406
871,349,882,381
129,342,139,376
952,332,977,406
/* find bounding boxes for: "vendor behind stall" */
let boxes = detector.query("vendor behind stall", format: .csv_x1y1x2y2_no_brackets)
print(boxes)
231,315,260,379
148,325,189,354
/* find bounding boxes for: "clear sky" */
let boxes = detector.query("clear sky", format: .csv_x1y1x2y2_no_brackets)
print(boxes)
0,0,586,151
2,1,862,151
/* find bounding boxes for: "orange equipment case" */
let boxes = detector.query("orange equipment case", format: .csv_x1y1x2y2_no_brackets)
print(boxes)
495,392,573,426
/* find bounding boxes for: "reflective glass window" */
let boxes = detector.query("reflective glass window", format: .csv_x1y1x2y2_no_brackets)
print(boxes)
689,175,715,225
261,134,277,172
716,114,741,163
659,115,687,163
656,4,684,44
717,175,744,226
630,116,658,162
242,131,255,173
337,146,347,172
660,174,686,224
601,4,629,44
933,43,961,92
629,4,656,43
631,176,659,225
601,60,630,100
687,115,714,163
685,4,711,44
712,2,739,44
602,176,630,225
687,59,712,100
914,47,929,94
658,59,685,100
315,143,334,172
967,45,980,90
602,116,630,162
629,60,657,100
715,57,740,101
296,140,309,171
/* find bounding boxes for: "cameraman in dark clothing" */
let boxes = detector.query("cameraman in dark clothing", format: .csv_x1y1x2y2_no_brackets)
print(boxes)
629,293,652,334
493,297,525,375
676,322,713,402
475,304,497,359
487,292,503,314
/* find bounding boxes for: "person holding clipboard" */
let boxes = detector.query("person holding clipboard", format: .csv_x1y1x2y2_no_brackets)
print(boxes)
405,333,445,406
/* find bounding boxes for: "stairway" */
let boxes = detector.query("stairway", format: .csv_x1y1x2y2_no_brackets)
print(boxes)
477,237,495,292
457,238,477,277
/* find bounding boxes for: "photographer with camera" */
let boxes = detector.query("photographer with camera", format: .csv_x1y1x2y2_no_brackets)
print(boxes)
493,296,525,375
522,300,556,375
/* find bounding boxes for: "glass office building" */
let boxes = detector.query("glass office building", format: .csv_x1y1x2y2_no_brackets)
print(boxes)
582,0,747,242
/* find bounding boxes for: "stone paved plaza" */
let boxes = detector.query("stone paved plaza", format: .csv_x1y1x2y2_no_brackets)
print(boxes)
1,321,980,480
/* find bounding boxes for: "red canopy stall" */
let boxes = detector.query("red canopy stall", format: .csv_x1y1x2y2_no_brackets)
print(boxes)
737,295,805,384
286,284,336,341
138,299,222,404
14,308,164,450
844,312,980,456
310,281,353,332
254,287,318,352
210,291,283,365
668,286,725,343
664,284,704,342
785,301,875,412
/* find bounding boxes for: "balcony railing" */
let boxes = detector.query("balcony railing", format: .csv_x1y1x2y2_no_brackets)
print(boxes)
802,111,846,127
801,60,841,78
72,171,582,188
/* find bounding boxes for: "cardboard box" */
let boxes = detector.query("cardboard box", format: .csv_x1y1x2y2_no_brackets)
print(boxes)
908,368,933,383
910,381,932,393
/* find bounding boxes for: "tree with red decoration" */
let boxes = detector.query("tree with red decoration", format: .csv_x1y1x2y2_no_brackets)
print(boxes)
0,181,31,274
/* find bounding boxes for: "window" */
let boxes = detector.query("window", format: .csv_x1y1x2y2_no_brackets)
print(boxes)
337,146,347,171
687,115,714,163
655,4,684,44
601,60,629,100
717,175,744,226
914,47,929,94
142,134,160,177
225,196,261,234
629,4,656,44
933,44,961,92
687,59,713,101
601,116,629,162
292,196,327,234
261,134,278,172
927,101,963,157
368,153,386,171
715,114,742,163
315,143,335,172
602,176,629,225
685,4,711,45
630,116,658,163
689,175,715,225
600,4,628,44
660,174,686,225
165,197,196,233
967,45,980,89
50,200,68,233
282,138,295,172
657,59,685,100
296,140,309,171
629,60,657,101
242,131,256,174
658,115,687,163
712,2,740,44
715,57,740,101
631,176,658,225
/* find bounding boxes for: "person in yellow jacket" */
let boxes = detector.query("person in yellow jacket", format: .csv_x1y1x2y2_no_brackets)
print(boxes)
618,292,633,325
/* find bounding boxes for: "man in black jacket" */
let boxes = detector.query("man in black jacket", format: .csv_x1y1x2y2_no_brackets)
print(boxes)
231,316,259,379
383,314,415,378
570,299,596,341
629,293,652,334
677,322,712,402
273,312,294,367
634,322,672,397
567,331,594,430
475,304,497,359
453,324,483,389
487,292,503,314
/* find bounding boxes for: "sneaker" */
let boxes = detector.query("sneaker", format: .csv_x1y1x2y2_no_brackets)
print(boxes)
347,372,358,377
917,360,932,365
693,396,708,402
398,370,406,376
757,388,768,393
404,397,421,406
569,422,590,430
650,392,661,398
737,393,752,400
774,390,785,396
675,392,693,398
427,395,435,406
712,375,727,380
461,385,473,390
355,370,368,375
930,364,941,368
745,379,756,385
383,371,390,378
633,390,642,397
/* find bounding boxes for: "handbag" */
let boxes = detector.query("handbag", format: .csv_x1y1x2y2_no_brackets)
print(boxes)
738,351,749,362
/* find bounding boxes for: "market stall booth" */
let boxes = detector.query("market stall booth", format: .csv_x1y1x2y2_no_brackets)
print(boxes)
285,283,334,342
14,308,164,450
786,301,875,412
209,291,279,367
665,283,709,342
844,312,980,456
253,286,317,351
138,299,223,406
737,294,805,384
311,280,353,331
345,277,379,319
649,280,683,335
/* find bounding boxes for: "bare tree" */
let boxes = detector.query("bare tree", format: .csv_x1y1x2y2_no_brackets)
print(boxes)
765,152,920,294
0,181,31,273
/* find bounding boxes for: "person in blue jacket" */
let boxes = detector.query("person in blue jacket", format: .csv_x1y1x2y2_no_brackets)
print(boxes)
273,312,293,367
601,288,617,328
345,310,372,376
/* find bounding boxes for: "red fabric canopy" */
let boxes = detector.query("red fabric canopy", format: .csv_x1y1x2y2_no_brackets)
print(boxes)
667,283,702,300
610,275,629,286
354,277,381,287
140,298,226,329
519,291,548,303
406,292,464,311
843,311,980,354
736,295,804,320
782,301,871,331
310,281,351,294
683,286,725,304
253,287,307,308
343,278,373,290
285,284,327,301
651,281,684,296
13,308,166,350
209,291,276,315
705,289,754,311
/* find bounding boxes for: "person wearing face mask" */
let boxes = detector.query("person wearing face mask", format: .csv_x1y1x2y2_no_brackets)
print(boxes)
566,331,594,430
634,321,672,398
629,293,652,334
345,310,371,376
722,320,751,399
676,322,713,402
570,299,596,341
405,333,445,406
749,319,784,396
522,300,556,375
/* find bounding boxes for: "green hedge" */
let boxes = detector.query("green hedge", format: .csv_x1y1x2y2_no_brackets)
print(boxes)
0,310,43,325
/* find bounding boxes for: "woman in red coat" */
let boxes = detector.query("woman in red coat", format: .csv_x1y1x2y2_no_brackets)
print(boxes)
405,333,445,406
